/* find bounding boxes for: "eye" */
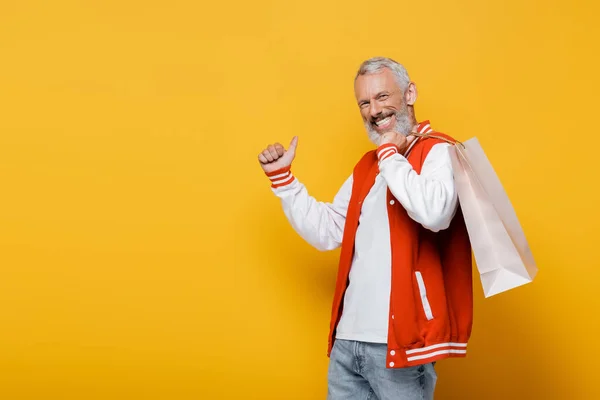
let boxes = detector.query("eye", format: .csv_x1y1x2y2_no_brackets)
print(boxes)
359,102,369,109
377,94,389,101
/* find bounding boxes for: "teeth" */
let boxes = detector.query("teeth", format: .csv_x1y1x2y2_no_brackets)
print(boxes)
376,116,392,126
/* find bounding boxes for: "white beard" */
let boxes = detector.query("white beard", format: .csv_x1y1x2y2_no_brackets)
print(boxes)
365,109,414,146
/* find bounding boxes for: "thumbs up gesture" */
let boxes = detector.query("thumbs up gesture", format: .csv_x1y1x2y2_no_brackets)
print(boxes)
257,136,299,174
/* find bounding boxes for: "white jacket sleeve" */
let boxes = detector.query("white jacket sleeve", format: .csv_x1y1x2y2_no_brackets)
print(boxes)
376,142,458,232
267,169,353,251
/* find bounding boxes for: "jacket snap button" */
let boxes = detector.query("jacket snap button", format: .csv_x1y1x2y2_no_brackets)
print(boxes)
389,362,395,367
390,350,396,356
389,200,395,205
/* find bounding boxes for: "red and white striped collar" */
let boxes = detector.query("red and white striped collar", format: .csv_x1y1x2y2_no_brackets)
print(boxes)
415,120,434,134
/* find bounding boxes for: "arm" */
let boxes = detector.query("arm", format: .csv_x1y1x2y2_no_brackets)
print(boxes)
266,166,352,251
258,137,351,251
376,142,458,232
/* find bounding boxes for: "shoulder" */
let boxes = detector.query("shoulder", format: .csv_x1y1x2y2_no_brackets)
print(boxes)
418,131,456,149
429,131,456,142
415,130,459,154
408,130,457,169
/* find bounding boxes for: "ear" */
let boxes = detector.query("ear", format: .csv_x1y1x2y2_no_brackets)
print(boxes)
405,82,418,106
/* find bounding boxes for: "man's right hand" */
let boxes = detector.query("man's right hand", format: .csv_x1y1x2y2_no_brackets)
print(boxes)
258,136,298,174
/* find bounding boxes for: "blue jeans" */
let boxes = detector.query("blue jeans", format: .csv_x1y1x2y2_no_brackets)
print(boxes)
327,339,437,400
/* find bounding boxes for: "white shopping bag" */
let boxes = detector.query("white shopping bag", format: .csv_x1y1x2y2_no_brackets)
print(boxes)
445,137,537,297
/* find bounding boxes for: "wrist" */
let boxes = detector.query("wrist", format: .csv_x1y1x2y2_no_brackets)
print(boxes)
377,143,399,162
265,165,296,188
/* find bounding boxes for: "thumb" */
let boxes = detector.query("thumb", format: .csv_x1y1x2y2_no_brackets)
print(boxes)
288,136,298,154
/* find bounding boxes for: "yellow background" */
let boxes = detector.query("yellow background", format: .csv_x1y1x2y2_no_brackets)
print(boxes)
1,0,598,399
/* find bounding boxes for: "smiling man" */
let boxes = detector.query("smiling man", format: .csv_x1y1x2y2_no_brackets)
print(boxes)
258,57,473,399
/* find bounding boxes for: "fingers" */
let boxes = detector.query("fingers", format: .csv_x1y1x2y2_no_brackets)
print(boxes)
261,149,274,162
258,153,270,164
379,132,394,145
258,143,283,164
274,143,285,157
267,145,279,159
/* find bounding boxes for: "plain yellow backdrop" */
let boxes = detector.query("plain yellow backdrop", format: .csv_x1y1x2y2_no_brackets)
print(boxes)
1,0,599,399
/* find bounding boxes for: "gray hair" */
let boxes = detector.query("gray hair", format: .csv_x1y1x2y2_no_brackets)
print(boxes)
355,57,411,90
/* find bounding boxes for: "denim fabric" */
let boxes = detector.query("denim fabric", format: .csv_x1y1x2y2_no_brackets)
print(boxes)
327,339,437,400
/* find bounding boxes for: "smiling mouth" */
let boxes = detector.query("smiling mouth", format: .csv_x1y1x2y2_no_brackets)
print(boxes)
371,114,395,131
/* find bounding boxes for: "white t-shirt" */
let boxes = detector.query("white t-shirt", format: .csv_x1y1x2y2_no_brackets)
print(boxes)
335,172,392,343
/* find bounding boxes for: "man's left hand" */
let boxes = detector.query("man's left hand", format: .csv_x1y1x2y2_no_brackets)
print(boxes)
379,131,417,154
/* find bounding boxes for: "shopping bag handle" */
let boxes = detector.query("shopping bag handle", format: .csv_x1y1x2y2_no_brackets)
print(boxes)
409,132,466,149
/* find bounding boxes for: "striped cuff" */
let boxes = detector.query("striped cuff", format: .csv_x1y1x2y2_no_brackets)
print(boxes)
266,166,296,188
376,143,399,162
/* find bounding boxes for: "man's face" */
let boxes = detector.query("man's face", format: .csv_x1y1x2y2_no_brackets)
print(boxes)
354,68,414,145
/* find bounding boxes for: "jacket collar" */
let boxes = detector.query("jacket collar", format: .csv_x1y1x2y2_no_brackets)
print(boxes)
415,120,434,134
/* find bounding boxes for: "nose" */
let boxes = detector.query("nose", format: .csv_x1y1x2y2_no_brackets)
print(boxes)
369,102,382,118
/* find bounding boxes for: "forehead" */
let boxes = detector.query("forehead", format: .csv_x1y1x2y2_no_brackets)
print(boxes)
354,68,400,99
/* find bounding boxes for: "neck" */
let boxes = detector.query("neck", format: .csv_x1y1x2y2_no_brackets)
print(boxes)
408,108,418,132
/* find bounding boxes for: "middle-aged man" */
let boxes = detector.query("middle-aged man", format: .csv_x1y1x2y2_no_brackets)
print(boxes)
257,57,473,399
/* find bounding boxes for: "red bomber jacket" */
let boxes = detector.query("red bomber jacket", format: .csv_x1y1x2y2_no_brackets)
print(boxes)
327,128,473,369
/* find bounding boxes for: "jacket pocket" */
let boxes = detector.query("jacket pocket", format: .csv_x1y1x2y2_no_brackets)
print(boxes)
415,271,434,321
